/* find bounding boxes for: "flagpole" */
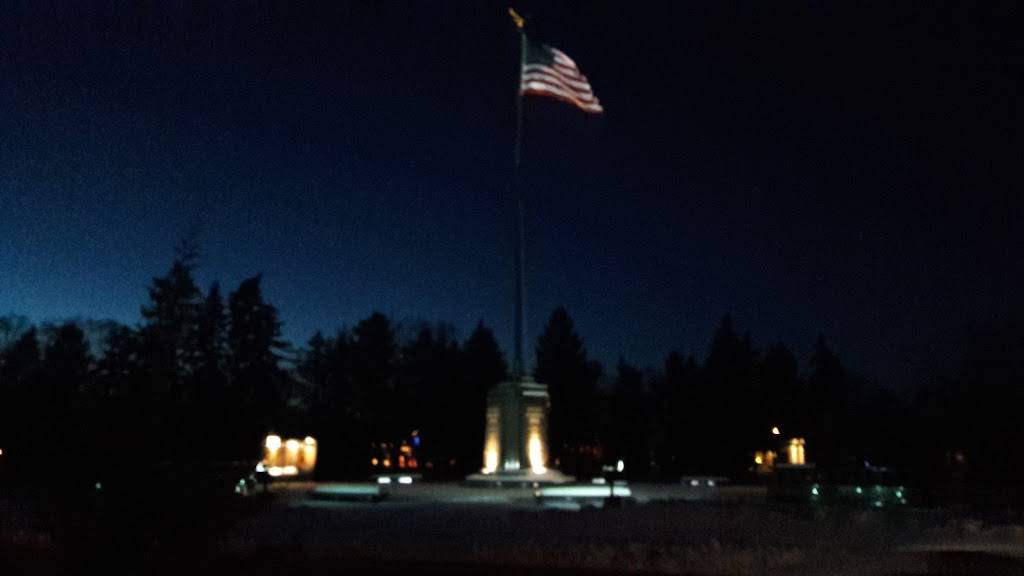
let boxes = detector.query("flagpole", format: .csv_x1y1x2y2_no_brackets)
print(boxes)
510,8,527,380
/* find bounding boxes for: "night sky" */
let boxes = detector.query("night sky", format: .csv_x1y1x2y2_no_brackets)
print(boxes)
1,2,1019,381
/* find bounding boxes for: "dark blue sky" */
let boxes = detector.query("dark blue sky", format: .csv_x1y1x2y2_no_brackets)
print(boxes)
1,2,1019,381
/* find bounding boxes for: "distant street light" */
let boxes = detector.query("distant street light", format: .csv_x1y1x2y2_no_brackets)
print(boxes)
771,426,780,436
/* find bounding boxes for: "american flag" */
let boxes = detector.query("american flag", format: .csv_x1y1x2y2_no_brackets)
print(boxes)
520,37,603,114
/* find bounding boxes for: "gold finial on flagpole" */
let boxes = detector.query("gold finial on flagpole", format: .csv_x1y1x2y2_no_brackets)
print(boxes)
508,7,525,29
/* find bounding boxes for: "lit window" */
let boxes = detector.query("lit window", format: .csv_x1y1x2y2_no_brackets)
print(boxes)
265,435,282,451
787,438,806,465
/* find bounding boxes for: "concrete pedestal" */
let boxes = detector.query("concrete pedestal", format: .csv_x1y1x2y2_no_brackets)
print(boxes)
468,378,573,485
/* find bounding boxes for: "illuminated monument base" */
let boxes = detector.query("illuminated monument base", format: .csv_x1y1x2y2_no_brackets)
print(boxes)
465,379,573,486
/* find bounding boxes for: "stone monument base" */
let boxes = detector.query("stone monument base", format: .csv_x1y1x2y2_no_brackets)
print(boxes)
464,468,574,488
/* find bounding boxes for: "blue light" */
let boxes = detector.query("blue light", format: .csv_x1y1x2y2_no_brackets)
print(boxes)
412,436,421,447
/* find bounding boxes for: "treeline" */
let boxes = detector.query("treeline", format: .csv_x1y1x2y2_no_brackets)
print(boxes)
2,243,1023,491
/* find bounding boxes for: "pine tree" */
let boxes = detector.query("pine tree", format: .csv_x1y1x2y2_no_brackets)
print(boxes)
350,312,397,442
808,334,846,468
456,322,509,473
611,358,648,477
703,314,758,474
0,327,41,461
228,274,284,453
535,306,600,472
759,342,802,435
140,240,203,396
299,330,332,406
657,350,699,476
40,322,93,481
195,282,227,386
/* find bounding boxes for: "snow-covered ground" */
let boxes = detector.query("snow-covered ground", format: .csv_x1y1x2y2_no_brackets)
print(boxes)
219,482,1017,574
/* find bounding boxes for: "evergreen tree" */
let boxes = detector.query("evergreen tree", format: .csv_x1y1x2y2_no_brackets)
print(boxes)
0,327,41,463
317,329,367,479
0,313,31,350
394,325,463,474
195,282,227,385
759,342,802,435
139,241,205,458
228,274,284,454
40,323,93,482
808,334,846,468
191,282,228,457
656,350,699,476
93,325,146,471
702,314,758,474
350,312,397,442
299,330,332,406
534,306,600,473
456,322,509,472
329,329,353,409
140,240,203,388
463,322,508,390
610,358,649,477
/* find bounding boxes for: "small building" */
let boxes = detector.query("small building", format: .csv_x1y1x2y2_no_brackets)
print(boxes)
260,434,318,477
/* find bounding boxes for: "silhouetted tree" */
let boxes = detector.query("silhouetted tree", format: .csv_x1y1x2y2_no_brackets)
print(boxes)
535,307,600,473
140,241,203,384
0,313,31,350
759,342,803,436
463,322,508,390
655,351,699,476
314,329,370,479
395,324,462,474
350,312,397,443
299,331,332,405
457,322,508,470
701,314,758,474
807,334,847,469
195,283,227,384
191,282,228,458
0,327,41,467
40,323,93,492
609,358,650,477
94,325,142,398
91,325,146,476
944,322,1024,484
139,241,203,457
228,274,284,456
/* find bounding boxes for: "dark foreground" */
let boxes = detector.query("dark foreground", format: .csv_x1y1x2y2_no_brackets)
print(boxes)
5,479,1024,575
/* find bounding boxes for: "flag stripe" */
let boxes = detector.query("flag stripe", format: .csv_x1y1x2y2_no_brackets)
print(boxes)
524,76,598,105
521,81,603,113
522,87,603,114
522,64,593,95
553,62,585,80
521,72,596,103
551,49,576,68
522,85,601,113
